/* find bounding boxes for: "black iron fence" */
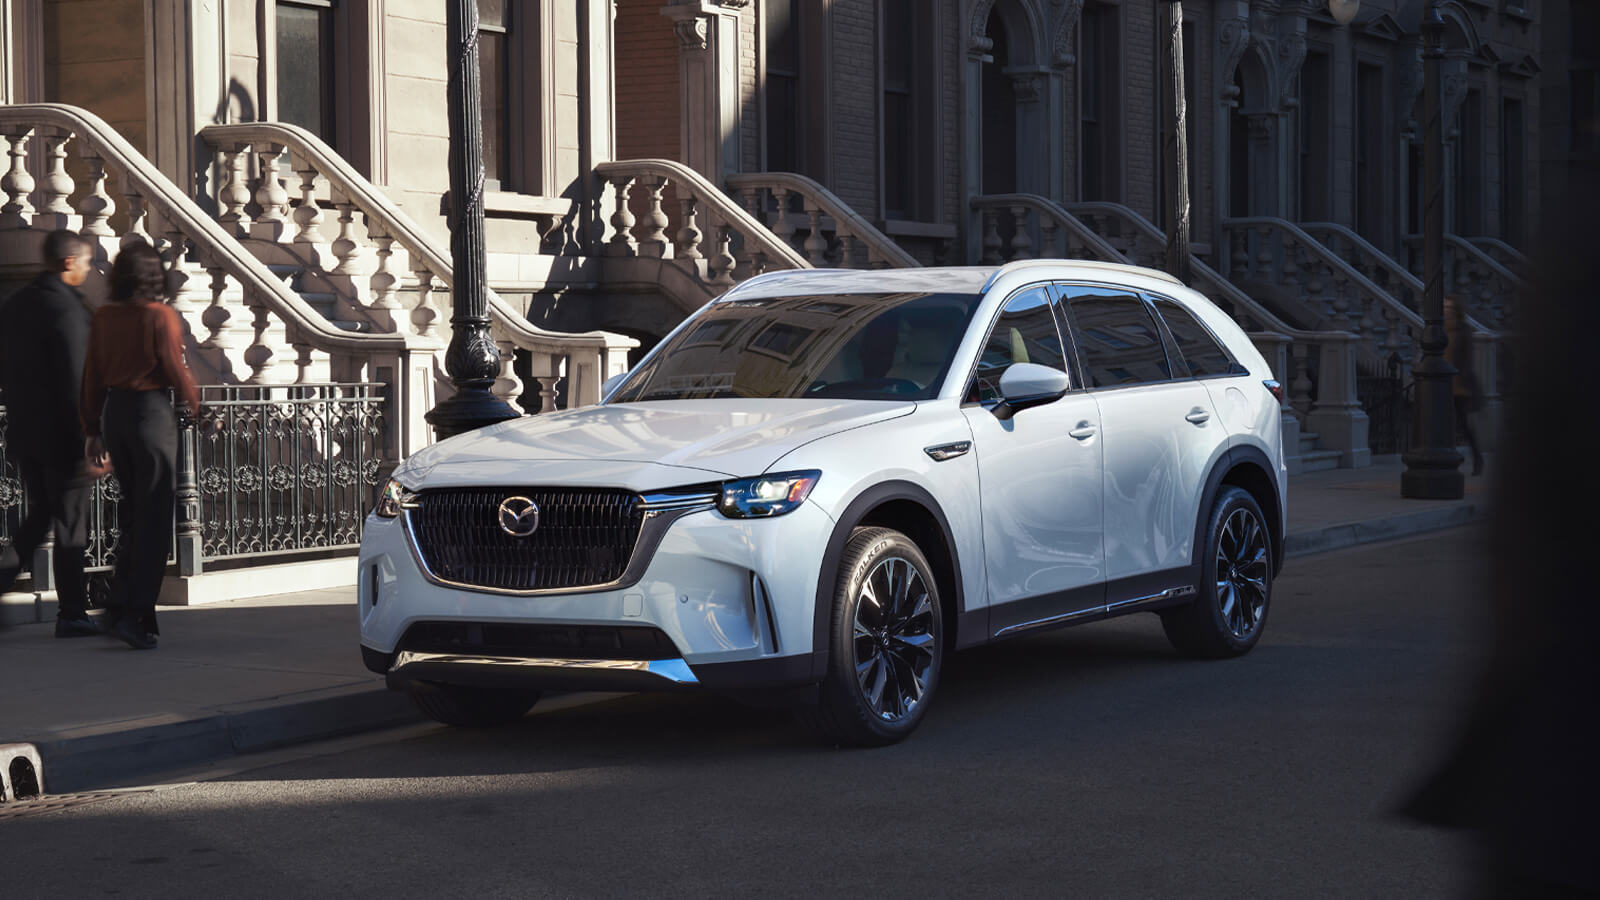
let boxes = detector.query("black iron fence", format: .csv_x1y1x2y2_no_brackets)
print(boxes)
1358,354,1413,456
0,383,386,588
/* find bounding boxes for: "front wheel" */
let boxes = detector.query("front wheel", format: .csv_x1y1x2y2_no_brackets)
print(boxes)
1161,485,1273,658
407,682,541,727
802,527,944,746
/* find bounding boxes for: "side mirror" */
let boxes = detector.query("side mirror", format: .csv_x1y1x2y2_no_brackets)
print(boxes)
601,371,629,399
994,363,1072,421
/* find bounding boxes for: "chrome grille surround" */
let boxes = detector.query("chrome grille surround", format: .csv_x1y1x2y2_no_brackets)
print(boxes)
401,486,717,596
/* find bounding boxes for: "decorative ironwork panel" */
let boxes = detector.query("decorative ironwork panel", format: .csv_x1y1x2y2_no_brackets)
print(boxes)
194,383,386,560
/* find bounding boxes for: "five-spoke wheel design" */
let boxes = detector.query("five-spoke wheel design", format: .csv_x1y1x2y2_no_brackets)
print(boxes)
852,556,938,723
1215,507,1269,640
807,527,944,746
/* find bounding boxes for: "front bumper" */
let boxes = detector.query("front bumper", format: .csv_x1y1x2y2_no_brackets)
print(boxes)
357,500,836,692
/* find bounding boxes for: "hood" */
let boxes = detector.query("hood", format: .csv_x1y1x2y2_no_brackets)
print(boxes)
396,399,916,488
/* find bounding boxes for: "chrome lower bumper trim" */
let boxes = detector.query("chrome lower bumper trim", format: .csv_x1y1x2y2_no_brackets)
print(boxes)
390,650,700,685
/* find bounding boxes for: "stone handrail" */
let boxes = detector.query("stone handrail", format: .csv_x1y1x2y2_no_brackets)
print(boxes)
1401,232,1524,332
1467,235,1527,271
727,171,920,268
0,105,403,363
594,159,809,287
1303,222,1499,340
970,193,1125,264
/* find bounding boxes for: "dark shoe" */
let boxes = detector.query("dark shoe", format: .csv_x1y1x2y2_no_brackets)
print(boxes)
111,617,157,650
54,615,102,638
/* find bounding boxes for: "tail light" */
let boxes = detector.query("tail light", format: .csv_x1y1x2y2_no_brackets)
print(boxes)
1263,379,1283,402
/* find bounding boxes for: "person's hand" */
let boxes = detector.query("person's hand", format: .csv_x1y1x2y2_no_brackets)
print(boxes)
84,436,111,477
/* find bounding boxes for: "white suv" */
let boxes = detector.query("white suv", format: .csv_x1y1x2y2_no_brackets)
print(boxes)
359,261,1286,745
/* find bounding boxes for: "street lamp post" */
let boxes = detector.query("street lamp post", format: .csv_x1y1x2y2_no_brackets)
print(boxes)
425,0,519,440
1160,0,1192,286
1400,3,1464,499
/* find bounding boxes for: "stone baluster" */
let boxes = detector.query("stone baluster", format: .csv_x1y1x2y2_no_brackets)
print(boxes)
709,225,737,287
201,263,240,350
675,190,703,260
1040,216,1060,258
77,152,115,237
1289,344,1314,419
410,264,439,338
251,144,291,241
801,204,828,266
1228,228,1249,279
330,200,362,275
491,338,526,414
1328,271,1351,325
771,188,797,250
534,376,561,414
36,130,77,231
635,175,670,258
121,188,152,249
291,160,326,244
1254,226,1275,281
367,220,400,309
0,128,36,229
737,190,765,276
1279,238,1300,288
1008,205,1034,260
241,291,279,384
981,210,1004,264
163,231,208,313
838,232,860,269
217,144,252,236
607,176,637,257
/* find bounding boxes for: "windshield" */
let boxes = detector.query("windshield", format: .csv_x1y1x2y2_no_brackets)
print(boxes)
609,292,983,403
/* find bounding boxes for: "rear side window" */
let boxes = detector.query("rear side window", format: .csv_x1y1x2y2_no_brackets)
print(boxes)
971,286,1069,404
1151,296,1241,378
1060,287,1172,387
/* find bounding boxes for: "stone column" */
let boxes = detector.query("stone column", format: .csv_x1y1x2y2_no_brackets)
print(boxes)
148,0,230,206
661,1,745,185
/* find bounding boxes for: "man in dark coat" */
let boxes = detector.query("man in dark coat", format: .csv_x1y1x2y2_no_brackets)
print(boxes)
0,229,100,636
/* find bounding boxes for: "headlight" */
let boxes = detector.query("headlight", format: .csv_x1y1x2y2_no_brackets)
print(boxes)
717,470,820,519
375,478,416,518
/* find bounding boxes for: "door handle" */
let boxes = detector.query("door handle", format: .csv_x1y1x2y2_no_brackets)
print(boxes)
1068,421,1097,440
1185,408,1211,425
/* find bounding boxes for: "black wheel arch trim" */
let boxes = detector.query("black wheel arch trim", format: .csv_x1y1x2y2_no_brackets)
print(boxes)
809,480,968,679
1192,445,1285,576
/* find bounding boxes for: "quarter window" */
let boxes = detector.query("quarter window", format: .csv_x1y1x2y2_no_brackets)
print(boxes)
1062,287,1172,387
1150,296,1238,378
972,287,1069,404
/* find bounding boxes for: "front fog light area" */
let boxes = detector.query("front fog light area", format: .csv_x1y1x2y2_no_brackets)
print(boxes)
717,470,820,518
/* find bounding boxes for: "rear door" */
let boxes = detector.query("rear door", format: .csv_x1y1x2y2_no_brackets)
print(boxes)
1056,284,1226,602
961,285,1105,636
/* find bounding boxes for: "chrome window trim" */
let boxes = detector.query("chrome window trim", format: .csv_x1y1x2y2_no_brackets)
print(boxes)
400,493,716,597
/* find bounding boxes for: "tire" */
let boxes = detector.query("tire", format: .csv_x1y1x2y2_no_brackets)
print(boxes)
407,682,541,727
802,527,944,746
1161,485,1273,659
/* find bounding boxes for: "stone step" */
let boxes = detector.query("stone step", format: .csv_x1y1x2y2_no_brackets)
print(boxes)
1298,430,1321,453
1298,448,1342,473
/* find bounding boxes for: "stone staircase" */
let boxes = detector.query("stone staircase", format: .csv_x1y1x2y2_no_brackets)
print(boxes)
1295,429,1343,473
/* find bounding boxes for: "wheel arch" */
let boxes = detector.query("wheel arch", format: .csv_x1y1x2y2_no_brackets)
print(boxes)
1192,446,1285,576
811,481,967,678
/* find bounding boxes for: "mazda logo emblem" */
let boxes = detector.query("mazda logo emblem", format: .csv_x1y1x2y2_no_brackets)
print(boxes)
497,496,540,538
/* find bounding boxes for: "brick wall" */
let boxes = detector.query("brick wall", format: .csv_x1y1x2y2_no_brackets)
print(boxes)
1123,0,1159,222
614,0,680,162
942,0,961,228
831,0,880,214
740,5,760,172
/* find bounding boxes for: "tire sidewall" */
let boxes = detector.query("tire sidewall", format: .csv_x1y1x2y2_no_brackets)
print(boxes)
826,527,944,743
1200,486,1271,655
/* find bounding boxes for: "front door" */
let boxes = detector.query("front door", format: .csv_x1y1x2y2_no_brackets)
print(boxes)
961,285,1105,637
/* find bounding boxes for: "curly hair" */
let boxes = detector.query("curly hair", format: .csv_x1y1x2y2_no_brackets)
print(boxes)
109,241,168,304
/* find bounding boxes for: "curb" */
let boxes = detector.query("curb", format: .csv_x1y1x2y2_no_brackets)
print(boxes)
29,685,421,794
1284,503,1480,559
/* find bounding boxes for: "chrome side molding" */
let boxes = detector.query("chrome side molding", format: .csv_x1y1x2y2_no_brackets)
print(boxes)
391,651,700,685
1105,584,1196,613
994,585,1196,638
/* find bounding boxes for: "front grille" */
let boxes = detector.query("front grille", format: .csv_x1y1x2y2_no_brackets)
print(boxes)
399,621,679,660
408,487,646,591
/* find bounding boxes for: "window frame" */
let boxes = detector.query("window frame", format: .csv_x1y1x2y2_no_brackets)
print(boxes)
961,283,1079,408
1052,282,1183,391
1140,290,1250,381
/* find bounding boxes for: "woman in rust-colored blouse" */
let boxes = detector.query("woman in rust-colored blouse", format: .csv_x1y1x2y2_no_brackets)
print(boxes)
81,241,201,650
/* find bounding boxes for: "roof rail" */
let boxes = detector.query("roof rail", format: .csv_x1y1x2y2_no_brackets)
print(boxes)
980,258,1183,293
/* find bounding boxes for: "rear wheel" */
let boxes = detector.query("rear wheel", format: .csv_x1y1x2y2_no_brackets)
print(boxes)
407,682,541,727
802,527,944,746
1161,485,1272,658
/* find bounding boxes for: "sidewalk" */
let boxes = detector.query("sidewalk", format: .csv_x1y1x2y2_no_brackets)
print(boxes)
0,455,1489,794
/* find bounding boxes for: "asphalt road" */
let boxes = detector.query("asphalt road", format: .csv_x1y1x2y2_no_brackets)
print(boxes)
6,528,1495,898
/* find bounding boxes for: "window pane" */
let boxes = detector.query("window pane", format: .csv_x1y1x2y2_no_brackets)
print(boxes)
276,5,330,141
477,0,506,30
1065,288,1172,386
610,292,981,403
973,288,1068,404
479,30,507,183
1151,297,1236,378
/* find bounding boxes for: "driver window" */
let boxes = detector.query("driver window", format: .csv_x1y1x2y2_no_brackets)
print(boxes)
971,287,1069,404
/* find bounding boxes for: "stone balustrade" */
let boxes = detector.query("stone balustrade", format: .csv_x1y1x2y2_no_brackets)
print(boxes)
727,172,920,270
593,159,810,290
1465,236,1527,273
969,194,1124,265
1400,233,1524,333
200,123,635,419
